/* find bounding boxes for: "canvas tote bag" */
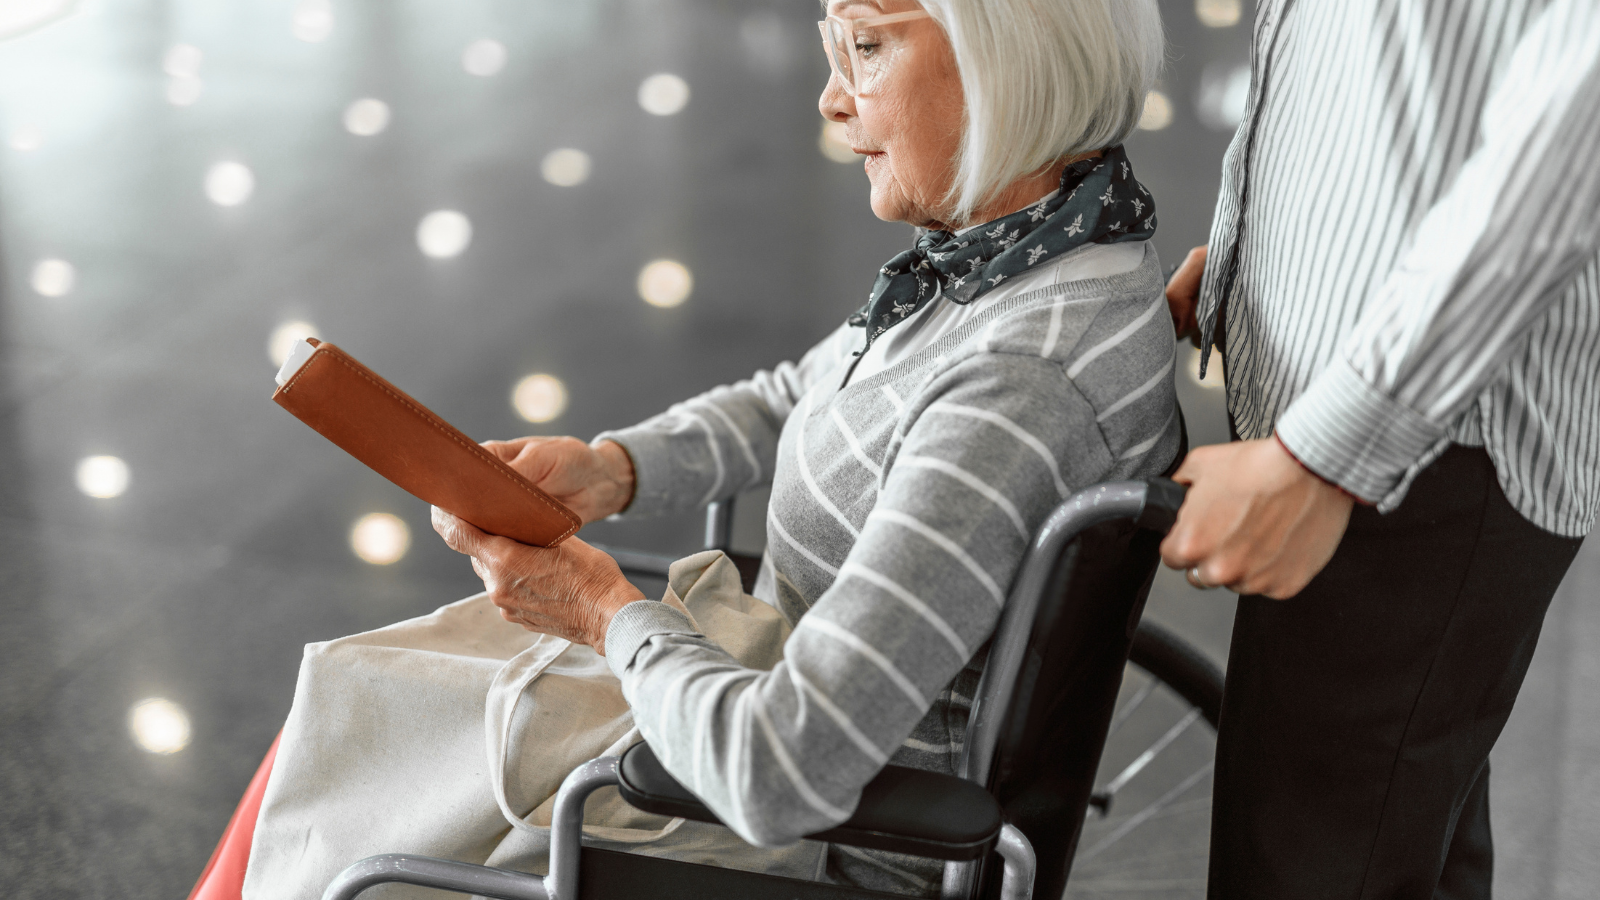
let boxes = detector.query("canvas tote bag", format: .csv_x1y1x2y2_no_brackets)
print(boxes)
243,550,826,899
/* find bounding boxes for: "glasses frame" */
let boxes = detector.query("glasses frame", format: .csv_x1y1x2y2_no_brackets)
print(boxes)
817,9,932,97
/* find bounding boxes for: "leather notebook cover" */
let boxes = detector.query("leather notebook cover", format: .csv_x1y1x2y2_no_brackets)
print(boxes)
271,339,580,547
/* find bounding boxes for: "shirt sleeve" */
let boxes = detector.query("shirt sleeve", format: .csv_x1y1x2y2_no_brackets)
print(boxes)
1275,1,1600,509
603,352,1120,847
594,324,858,518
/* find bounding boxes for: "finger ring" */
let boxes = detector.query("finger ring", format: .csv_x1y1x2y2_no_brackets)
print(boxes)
1186,567,1217,591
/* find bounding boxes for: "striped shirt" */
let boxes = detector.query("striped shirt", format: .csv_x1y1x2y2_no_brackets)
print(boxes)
1197,0,1600,537
597,244,1180,894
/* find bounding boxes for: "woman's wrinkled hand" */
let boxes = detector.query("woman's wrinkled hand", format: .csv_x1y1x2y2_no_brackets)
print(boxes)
431,506,645,652
1166,245,1207,345
480,436,636,524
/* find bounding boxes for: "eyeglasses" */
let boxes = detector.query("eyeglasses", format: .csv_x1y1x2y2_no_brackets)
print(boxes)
817,9,932,97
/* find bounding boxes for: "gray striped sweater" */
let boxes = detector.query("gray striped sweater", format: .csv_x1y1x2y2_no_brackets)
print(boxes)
599,245,1179,894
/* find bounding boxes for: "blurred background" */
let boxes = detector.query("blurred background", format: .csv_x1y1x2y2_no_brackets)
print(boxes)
0,0,1593,897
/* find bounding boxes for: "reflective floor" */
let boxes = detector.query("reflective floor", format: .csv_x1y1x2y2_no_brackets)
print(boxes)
0,2,1594,898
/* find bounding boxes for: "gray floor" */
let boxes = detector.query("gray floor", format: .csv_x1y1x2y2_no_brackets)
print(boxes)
0,2,1594,898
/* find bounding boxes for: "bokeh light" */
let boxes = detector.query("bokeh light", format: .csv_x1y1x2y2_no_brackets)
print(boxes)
0,0,77,40
205,161,255,206
1196,0,1243,28
1188,345,1225,390
351,513,410,565
76,455,130,499
291,0,333,43
512,373,569,423
162,43,203,78
31,258,75,297
1139,90,1174,131
416,210,472,259
8,125,42,151
166,76,202,106
269,319,320,367
343,98,390,136
1197,63,1251,131
462,38,507,77
129,698,191,755
540,148,591,187
638,73,690,116
819,121,857,163
740,11,794,74
638,259,693,308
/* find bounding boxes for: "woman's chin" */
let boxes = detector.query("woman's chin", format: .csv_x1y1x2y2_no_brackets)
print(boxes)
866,179,912,224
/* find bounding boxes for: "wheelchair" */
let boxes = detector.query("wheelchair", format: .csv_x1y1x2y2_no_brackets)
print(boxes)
322,474,1225,900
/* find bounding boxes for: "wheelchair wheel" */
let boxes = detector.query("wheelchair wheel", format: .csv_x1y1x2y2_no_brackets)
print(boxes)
1067,621,1224,898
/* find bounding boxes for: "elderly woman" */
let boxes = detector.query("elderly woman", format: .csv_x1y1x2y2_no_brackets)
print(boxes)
199,1,1176,898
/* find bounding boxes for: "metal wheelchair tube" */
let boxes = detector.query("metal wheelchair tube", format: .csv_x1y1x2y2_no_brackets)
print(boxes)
704,498,734,551
319,756,620,900
545,756,623,900
320,854,548,900
995,822,1037,900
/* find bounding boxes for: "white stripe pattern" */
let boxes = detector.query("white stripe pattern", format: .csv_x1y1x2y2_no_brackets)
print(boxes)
927,401,1070,497
702,401,763,489
786,666,890,765
895,454,1029,538
1196,0,1600,535
868,509,1005,604
752,699,854,821
1120,408,1176,461
840,562,969,657
1065,294,1163,379
802,617,927,707
831,407,883,478
796,392,862,537
681,410,728,509
767,508,839,577
1099,357,1174,423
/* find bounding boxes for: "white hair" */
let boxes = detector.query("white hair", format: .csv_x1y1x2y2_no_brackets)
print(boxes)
918,0,1165,224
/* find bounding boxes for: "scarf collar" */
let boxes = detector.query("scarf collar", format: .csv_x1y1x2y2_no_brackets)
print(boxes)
848,145,1156,350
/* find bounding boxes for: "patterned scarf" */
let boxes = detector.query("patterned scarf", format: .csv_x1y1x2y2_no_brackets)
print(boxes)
848,144,1156,350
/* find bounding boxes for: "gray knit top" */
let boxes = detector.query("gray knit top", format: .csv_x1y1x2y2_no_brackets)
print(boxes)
598,244,1180,894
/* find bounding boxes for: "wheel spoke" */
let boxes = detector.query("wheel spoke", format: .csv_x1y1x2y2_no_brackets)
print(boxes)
1106,674,1157,737
1102,707,1201,796
1078,762,1213,861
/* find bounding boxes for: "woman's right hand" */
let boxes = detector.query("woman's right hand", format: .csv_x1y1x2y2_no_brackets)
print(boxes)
481,436,636,524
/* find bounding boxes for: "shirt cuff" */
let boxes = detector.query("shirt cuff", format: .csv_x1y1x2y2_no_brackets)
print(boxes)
1274,357,1449,509
604,599,698,678
591,427,679,519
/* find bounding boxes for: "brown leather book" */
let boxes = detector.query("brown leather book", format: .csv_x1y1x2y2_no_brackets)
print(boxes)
271,339,580,547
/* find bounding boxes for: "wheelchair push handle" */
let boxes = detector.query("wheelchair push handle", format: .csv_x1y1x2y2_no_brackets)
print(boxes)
1135,477,1187,536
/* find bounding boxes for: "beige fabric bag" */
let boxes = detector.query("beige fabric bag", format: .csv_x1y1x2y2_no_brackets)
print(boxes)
244,551,825,900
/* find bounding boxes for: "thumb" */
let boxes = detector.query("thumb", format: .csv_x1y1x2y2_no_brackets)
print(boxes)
432,506,489,556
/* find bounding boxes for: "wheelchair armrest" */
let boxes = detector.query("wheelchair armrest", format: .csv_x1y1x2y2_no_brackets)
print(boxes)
616,741,1001,861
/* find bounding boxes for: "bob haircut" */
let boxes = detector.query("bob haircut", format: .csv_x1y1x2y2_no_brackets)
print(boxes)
918,0,1165,225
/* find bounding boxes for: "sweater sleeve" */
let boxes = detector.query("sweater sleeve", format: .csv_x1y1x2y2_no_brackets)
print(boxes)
603,352,1124,847
594,324,858,518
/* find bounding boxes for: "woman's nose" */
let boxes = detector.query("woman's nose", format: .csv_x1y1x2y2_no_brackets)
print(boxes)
818,74,855,122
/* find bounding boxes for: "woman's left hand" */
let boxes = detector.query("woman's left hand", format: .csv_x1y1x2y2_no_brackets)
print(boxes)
431,506,646,653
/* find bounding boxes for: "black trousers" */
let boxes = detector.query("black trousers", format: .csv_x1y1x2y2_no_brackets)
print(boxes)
1208,447,1584,899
